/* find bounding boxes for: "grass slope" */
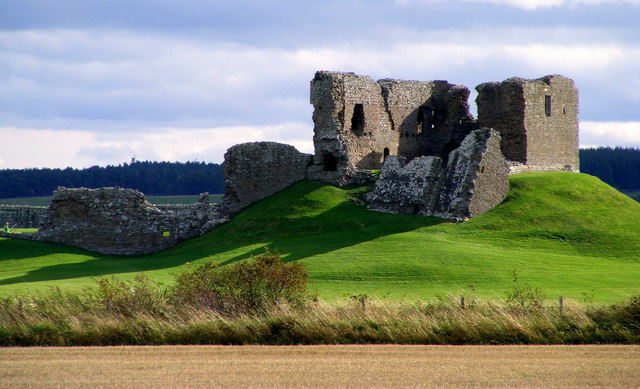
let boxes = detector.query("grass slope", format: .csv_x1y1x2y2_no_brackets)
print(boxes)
1,173,638,302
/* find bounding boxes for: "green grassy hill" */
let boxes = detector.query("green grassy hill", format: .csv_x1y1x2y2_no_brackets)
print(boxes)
1,172,638,302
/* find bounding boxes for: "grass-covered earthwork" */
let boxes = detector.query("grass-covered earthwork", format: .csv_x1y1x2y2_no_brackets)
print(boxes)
0,172,639,303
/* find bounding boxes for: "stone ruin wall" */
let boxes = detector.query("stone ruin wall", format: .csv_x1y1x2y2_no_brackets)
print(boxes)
221,142,313,215
0,205,46,228
476,75,579,172
33,187,224,255
307,71,475,184
368,128,510,220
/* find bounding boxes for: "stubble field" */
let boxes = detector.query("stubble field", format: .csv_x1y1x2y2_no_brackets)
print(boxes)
0,345,638,388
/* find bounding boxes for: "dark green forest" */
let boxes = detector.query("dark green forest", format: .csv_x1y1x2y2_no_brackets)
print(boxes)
0,147,638,199
579,147,640,191
0,161,223,199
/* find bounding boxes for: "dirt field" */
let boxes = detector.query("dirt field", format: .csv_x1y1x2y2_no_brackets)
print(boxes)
0,345,638,388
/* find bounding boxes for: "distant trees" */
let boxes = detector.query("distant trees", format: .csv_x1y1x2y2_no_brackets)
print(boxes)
1,148,638,199
579,147,640,190
0,161,224,199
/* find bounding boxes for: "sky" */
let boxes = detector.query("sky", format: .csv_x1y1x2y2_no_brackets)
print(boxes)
1,0,639,169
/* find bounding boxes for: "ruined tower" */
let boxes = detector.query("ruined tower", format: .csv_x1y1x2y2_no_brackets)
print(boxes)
476,75,579,172
306,71,475,184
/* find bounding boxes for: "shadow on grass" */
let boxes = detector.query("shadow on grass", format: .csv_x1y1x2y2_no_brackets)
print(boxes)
0,182,447,286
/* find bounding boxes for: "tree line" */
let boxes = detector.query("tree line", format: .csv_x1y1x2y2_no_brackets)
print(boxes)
0,161,224,199
1,147,638,199
579,147,640,191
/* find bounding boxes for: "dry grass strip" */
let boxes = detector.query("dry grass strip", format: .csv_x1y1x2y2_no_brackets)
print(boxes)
1,345,638,388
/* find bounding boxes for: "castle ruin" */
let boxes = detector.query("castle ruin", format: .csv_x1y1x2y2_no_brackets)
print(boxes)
2,71,579,254
305,71,578,185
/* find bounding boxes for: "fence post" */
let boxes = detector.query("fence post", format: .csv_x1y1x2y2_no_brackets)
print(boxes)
460,296,465,310
559,296,563,315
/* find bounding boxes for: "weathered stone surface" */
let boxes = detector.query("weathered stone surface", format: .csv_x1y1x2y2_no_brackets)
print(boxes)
0,205,46,228
221,142,312,215
435,128,510,220
36,187,224,255
476,75,579,173
307,71,474,185
368,156,444,215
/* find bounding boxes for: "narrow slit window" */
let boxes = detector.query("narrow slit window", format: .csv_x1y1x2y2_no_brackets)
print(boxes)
545,95,552,117
351,104,365,134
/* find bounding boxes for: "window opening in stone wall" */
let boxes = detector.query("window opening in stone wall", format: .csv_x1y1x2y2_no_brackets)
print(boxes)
417,106,433,134
545,95,552,117
323,153,338,171
563,106,566,115
383,147,390,161
351,104,365,134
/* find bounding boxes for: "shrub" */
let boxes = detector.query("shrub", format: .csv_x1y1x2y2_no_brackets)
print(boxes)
505,271,546,311
95,273,165,316
171,251,313,315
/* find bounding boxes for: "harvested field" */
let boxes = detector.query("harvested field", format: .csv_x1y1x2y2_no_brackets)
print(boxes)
0,345,638,388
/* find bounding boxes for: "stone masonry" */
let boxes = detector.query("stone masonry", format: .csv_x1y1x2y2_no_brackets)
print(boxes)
306,71,475,185
476,75,579,172
35,187,224,255
367,156,444,216
434,128,510,220
368,128,509,220
221,142,313,215
0,205,46,228
309,71,578,185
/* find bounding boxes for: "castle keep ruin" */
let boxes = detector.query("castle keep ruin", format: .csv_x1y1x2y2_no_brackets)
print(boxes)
306,71,477,185
2,71,579,254
306,71,578,184
476,75,579,173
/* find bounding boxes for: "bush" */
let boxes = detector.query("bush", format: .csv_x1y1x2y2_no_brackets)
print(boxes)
95,273,165,316
505,271,546,311
171,251,313,315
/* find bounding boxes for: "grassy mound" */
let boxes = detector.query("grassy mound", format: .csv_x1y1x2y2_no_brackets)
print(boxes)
1,173,639,302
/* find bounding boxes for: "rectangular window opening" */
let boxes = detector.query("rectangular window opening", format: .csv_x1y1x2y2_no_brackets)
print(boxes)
544,95,552,117
351,104,365,134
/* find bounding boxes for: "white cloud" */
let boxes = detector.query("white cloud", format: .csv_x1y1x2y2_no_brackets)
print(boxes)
0,122,313,169
580,121,640,147
1,26,639,167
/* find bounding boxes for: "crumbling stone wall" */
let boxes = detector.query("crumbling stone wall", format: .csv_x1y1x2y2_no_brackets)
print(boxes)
36,187,223,255
367,156,443,215
222,142,312,215
0,205,46,228
369,128,510,220
476,75,579,172
435,128,510,220
307,71,475,184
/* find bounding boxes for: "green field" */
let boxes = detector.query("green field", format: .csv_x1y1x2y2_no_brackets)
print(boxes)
0,194,223,206
0,172,638,302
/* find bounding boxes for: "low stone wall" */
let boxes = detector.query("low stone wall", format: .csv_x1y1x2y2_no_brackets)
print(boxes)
222,142,313,215
0,205,47,228
35,188,225,255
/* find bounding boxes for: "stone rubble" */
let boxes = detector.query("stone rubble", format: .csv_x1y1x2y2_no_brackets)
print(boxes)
368,128,510,221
